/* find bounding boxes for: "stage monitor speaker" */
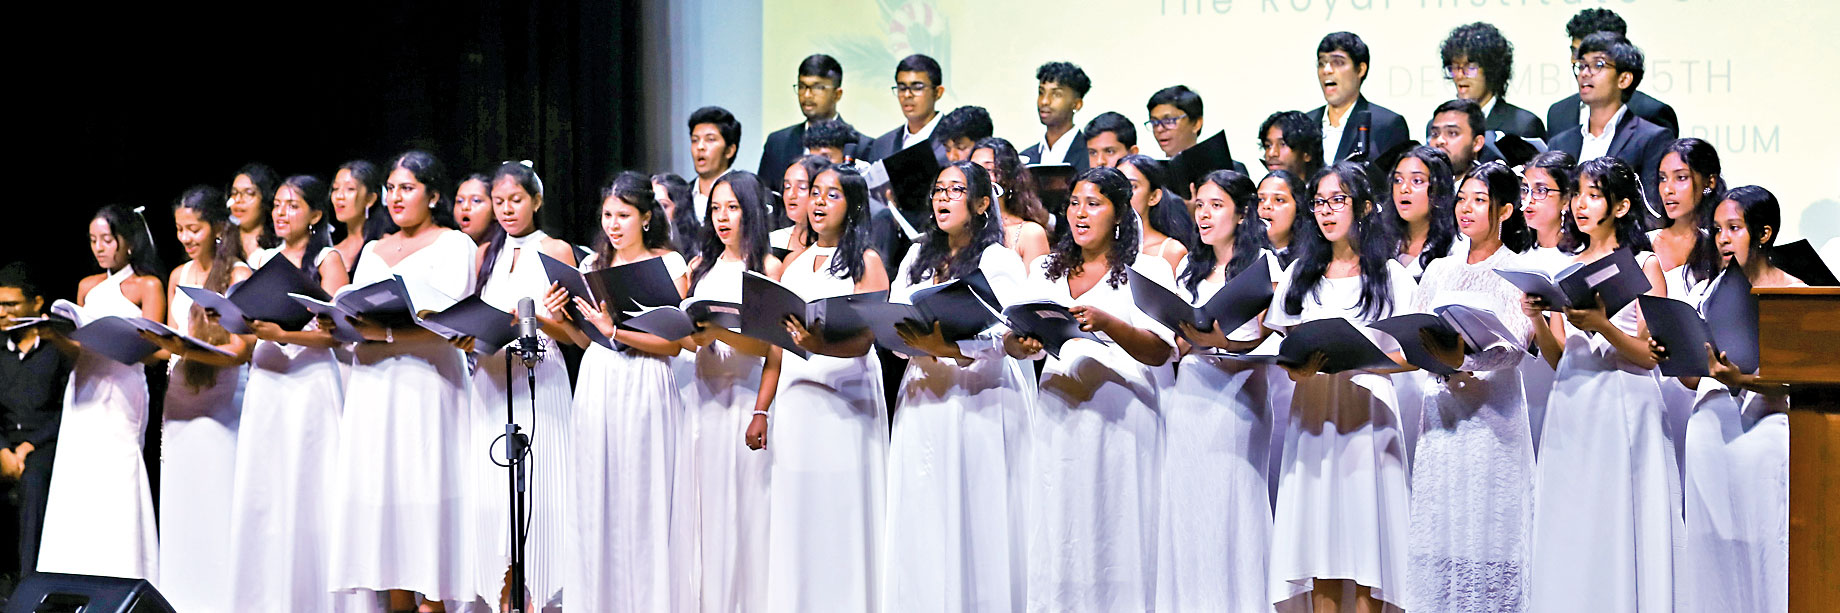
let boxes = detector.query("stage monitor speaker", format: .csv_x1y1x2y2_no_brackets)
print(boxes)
2,573,174,613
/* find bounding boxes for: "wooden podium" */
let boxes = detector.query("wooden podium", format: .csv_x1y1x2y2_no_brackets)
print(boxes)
1754,287,1840,611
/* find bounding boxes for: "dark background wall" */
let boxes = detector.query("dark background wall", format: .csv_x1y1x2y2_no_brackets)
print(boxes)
11,0,644,300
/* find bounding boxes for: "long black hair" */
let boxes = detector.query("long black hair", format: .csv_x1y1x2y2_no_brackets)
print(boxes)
1117,154,1200,251
1179,170,1268,300
971,137,1051,228
172,185,241,389
1284,161,1399,320
1386,146,1459,271
907,162,1004,286
1459,161,1531,254
651,173,702,259
1044,167,1141,289
1663,138,1726,283
331,159,397,245
593,171,672,271
689,171,774,292
389,150,459,230
94,204,164,279
1260,168,1311,261
1561,157,1652,254
809,165,877,282
776,154,835,230
1722,186,1785,269
233,162,282,250
476,162,544,290
277,175,334,283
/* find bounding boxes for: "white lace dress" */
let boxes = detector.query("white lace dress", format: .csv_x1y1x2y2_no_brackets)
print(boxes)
1404,247,1536,612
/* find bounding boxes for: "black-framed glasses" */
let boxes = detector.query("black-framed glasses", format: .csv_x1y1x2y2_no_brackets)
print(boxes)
931,185,971,201
1311,194,1352,212
794,83,837,94
1443,62,1481,79
1520,184,1560,201
1572,58,1615,76
1144,114,1188,130
891,83,932,96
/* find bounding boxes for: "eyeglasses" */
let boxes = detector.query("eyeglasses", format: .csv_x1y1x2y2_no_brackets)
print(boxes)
1316,56,1351,71
931,185,971,201
1571,58,1616,76
1144,114,1188,130
793,83,837,95
1443,62,1481,79
1520,185,1560,201
1311,194,1353,212
891,83,932,96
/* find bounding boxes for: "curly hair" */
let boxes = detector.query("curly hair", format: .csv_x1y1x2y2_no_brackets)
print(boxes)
1035,61,1091,97
1440,22,1515,98
1258,111,1325,179
1566,8,1627,40
1044,167,1140,289
972,137,1051,228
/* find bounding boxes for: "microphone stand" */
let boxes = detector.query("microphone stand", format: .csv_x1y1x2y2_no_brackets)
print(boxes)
503,341,541,613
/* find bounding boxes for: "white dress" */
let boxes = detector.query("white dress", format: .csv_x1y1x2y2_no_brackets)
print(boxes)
1156,252,1282,613
1649,229,1709,484
159,261,246,612
37,267,159,580
569,251,688,613
1396,234,1468,464
1527,251,1680,613
1404,247,1536,612
328,230,478,601
1023,254,1176,613
230,247,375,612
882,244,1034,613
1513,247,1571,454
1265,259,1417,611
679,256,772,612
467,231,574,609
765,245,889,613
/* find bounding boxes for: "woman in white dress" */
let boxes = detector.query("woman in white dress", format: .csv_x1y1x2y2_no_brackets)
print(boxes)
1156,170,1280,612
37,205,166,580
1258,170,1307,269
1002,166,1176,612
1405,162,1537,611
1649,138,1725,478
1384,147,1466,464
1116,154,1193,274
1524,157,1677,613
676,171,781,611
331,160,394,275
229,174,366,612
1664,186,1800,612
763,165,891,612
881,161,1033,612
544,171,689,613
1264,161,1418,613
453,172,501,246
1514,151,1578,454
970,138,1052,266
327,151,479,613
467,162,577,611
229,163,283,261
143,186,255,612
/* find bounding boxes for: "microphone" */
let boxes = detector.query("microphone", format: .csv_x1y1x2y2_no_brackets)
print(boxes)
515,297,542,364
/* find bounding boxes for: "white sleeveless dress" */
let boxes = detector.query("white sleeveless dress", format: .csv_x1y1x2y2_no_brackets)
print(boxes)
1264,259,1418,611
158,261,247,612
881,244,1034,613
328,230,479,601
1404,248,1537,612
1527,251,1681,613
37,267,159,580
467,231,573,609
1514,247,1571,454
678,256,772,612
1024,254,1177,613
230,247,377,612
569,251,688,613
1156,252,1282,613
765,245,889,613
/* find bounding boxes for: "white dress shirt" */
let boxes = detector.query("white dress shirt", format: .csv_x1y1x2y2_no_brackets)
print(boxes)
1579,104,1628,163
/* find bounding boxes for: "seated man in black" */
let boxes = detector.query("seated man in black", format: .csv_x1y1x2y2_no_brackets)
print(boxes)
865,54,949,165
1440,22,1544,138
1083,111,1138,170
1426,99,1487,177
1544,8,1678,139
1257,110,1325,179
1306,32,1409,164
0,263,72,588
1548,32,1675,224
933,105,993,163
1145,85,1248,174
802,118,866,164
760,53,871,190
1020,61,1091,173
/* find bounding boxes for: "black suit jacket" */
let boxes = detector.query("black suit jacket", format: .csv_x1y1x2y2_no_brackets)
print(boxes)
863,125,951,165
1019,129,1090,173
1544,91,1678,141
0,340,72,448
1485,101,1546,139
1307,96,1410,163
758,118,873,191
1548,110,1676,226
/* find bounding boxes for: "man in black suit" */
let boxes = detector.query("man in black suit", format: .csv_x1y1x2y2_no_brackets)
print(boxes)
1020,61,1090,173
863,54,949,166
1548,32,1675,225
760,54,872,191
1427,99,1487,177
1544,8,1678,140
1145,85,1248,175
1440,22,1545,139
1306,32,1410,165
686,106,740,222
802,119,863,165
0,265,71,585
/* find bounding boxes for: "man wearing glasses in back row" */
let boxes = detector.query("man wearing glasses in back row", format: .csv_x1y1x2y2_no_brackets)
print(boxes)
864,54,951,166
760,53,873,191
1548,31,1674,225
